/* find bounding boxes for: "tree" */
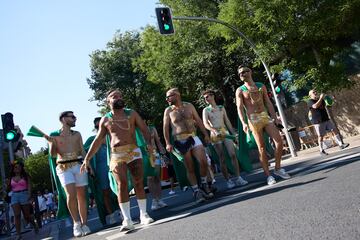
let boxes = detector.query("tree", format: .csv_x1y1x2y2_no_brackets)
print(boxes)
24,151,52,192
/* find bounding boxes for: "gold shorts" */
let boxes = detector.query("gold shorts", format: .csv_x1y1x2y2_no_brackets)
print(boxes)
249,112,272,132
110,144,142,171
210,128,228,144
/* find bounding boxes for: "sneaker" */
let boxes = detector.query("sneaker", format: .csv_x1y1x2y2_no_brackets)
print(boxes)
120,219,135,232
211,179,216,184
108,212,116,225
182,186,189,192
226,179,235,189
200,183,214,199
151,199,160,211
73,223,83,237
320,150,329,156
157,199,168,208
169,190,176,195
81,224,91,236
234,176,248,186
273,168,291,180
193,190,205,204
339,143,349,150
140,213,154,225
267,176,276,185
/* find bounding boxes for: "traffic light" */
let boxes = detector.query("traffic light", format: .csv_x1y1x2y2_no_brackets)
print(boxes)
155,7,175,35
1,112,19,142
272,73,282,93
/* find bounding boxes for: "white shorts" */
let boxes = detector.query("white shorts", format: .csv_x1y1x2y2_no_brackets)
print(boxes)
56,163,88,187
314,120,336,137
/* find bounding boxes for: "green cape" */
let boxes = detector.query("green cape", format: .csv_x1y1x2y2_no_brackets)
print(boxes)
83,135,119,226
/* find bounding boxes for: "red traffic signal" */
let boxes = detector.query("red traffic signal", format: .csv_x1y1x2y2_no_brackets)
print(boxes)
155,7,175,35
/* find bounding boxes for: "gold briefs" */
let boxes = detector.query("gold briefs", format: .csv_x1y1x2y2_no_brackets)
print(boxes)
248,111,273,132
210,127,228,144
110,144,142,171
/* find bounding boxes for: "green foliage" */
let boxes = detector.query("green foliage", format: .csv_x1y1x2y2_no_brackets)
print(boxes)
24,151,52,192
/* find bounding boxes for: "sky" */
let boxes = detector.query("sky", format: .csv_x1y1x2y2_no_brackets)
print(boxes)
0,0,159,153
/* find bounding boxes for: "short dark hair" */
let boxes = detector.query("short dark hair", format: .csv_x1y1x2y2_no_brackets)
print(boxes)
237,64,251,73
202,89,215,96
59,111,73,121
93,117,101,129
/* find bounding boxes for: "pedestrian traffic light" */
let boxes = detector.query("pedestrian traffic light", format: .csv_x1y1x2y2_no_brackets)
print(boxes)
155,7,175,35
1,112,19,142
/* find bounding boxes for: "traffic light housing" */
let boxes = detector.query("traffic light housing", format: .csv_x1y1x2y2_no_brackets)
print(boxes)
1,112,19,142
155,7,175,35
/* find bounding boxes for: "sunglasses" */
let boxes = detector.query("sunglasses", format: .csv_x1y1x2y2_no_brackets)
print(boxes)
204,94,213,99
65,115,76,119
165,94,176,100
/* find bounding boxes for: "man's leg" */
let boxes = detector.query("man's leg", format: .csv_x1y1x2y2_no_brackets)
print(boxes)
251,129,270,176
224,139,248,186
264,123,283,171
63,183,81,223
128,159,153,224
213,143,229,179
76,186,87,225
314,123,328,155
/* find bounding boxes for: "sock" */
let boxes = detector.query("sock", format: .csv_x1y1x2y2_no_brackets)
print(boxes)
318,139,324,152
119,202,131,220
191,185,199,192
334,134,342,146
201,177,207,184
137,198,147,216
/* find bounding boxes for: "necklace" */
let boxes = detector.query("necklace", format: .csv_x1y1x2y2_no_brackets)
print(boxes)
248,86,262,104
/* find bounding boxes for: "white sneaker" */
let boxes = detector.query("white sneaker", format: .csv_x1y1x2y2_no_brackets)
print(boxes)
267,176,276,185
226,179,235,189
169,190,176,195
81,224,91,236
140,213,154,225
120,219,135,232
73,223,83,237
273,168,291,179
158,199,168,208
234,176,248,186
151,199,160,211
108,212,116,225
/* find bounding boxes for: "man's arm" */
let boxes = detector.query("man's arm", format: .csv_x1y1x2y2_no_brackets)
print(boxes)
190,104,209,141
235,88,247,126
202,108,215,132
222,107,236,135
133,111,152,146
312,94,325,109
163,108,172,151
153,128,166,154
262,85,277,120
81,117,107,172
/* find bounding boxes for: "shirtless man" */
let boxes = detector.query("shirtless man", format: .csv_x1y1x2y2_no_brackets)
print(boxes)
202,90,248,189
45,111,90,237
163,88,214,203
235,65,290,185
80,89,154,232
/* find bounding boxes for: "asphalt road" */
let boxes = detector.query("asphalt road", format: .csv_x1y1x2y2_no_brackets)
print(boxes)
57,146,360,240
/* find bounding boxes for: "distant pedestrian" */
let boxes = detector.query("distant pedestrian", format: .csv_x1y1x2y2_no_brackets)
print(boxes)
8,161,39,240
308,89,349,155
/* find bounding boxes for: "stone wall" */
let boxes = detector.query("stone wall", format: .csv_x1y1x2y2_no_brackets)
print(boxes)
284,74,360,137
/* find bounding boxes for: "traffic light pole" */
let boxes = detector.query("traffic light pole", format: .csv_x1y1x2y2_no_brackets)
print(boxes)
173,16,297,157
0,132,11,236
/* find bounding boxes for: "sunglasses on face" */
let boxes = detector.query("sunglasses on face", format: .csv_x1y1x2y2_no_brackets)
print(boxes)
65,115,76,119
204,94,213,99
165,94,176,100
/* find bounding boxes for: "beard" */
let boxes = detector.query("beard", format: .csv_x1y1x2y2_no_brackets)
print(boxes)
168,99,177,105
112,99,125,109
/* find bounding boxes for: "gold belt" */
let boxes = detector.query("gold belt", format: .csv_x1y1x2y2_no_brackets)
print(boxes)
111,144,138,153
174,132,196,141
